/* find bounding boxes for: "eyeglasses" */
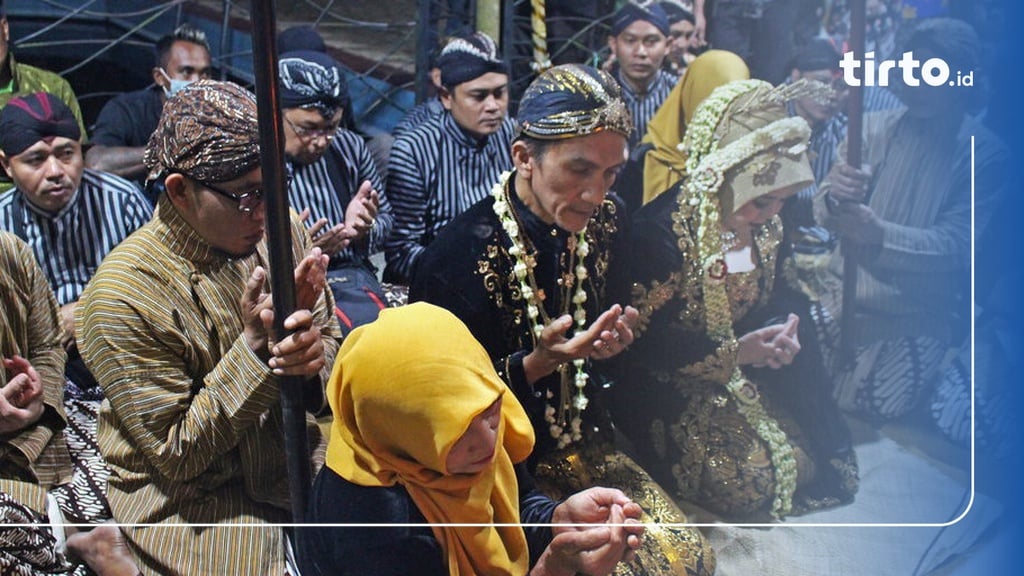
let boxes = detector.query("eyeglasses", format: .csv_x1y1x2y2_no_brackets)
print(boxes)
198,178,265,213
283,116,339,141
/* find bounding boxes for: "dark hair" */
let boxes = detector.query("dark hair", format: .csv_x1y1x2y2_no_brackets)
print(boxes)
154,23,211,69
516,136,557,164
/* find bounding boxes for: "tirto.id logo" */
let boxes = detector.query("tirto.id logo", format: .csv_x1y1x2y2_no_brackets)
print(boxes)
840,51,974,87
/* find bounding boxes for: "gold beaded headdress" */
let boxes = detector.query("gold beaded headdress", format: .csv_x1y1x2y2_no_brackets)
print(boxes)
675,78,828,519
516,64,633,140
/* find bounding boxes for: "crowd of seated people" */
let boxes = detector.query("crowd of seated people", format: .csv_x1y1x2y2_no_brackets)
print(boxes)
0,1,1004,574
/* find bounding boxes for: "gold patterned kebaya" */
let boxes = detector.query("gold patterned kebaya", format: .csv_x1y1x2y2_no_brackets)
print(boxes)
617,79,858,521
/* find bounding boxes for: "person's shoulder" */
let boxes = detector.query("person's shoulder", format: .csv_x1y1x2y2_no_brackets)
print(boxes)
97,87,160,115
418,197,498,268
81,169,150,202
0,229,31,260
0,189,16,210
13,60,71,89
398,114,445,144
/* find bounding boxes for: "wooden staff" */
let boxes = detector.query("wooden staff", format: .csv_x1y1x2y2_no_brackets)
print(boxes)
841,0,866,362
249,0,310,523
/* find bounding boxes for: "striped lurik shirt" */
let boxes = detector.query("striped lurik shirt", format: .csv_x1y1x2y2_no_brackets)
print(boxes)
0,169,152,306
616,68,679,149
384,111,515,282
392,97,444,140
0,231,71,512
816,109,1007,344
287,128,393,268
76,195,342,575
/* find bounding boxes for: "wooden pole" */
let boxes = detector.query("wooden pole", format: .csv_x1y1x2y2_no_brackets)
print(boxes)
249,0,311,524
841,0,866,361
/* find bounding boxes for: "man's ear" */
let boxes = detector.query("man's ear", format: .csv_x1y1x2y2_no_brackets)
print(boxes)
510,140,534,177
152,66,169,90
439,85,455,111
164,172,190,210
0,151,12,179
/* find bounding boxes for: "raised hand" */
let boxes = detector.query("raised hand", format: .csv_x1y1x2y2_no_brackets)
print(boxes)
240,266,273,360
299,207,349,256
536,487,644,576
524,305,638,384
343,180,380,241
263,309,325,378
294,247,329,312
1,355,45,433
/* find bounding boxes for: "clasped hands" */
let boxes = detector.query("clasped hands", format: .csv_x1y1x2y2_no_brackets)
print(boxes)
241,247,329,377
737,313,801,369
300,180,380,255
0,355,44,434
533,487,645,576
827,163,884,247
524,304,639,384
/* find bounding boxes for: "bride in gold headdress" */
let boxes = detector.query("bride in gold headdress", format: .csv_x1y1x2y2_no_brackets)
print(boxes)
614,79,859,521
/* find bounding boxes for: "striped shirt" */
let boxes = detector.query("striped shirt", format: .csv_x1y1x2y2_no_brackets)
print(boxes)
0,169,152,306
76,195,342,575
816,109,1007,344
0,231,71,511
392,97,444,140
384,111,515,282
287,128,393,268
616,68,679,149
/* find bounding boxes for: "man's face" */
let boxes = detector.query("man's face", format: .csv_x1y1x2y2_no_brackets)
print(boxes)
154,40,212,92
791,69,845,125
1,137,84,213
440,72,509,139
172,167,267,258
514,130,628,233
668,20,696,62
283,107,343,165
896,48,966,120
608,20,669,89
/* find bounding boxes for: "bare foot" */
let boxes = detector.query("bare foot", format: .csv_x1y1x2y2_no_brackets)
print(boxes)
66,523,140,576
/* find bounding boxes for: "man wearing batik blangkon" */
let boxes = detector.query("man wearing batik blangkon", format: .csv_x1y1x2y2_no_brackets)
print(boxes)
278,50,393,330
76,80,342,575
385,31,515,284
412,64,714,576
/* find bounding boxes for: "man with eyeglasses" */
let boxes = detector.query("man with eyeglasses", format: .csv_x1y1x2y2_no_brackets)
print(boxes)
87,23,212,199
76,79,342,575
384,31,515,285
278,49,393,331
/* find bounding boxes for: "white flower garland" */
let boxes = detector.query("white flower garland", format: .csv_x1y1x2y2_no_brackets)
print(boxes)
492,171,590,449
674,79,821,518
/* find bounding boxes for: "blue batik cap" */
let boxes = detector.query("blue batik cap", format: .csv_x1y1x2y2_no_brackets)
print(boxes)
611,1,671,37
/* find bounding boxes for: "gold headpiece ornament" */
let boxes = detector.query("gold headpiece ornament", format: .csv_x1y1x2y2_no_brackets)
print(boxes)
676,78,826,519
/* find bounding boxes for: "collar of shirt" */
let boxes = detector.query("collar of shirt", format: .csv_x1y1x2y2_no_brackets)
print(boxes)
441,110,494,152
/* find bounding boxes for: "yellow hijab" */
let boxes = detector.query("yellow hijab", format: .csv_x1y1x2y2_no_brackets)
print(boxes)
641,50,750,205
325,303,535,576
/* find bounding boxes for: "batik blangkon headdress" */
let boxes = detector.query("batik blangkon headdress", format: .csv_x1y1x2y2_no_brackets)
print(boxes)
516,64,633,141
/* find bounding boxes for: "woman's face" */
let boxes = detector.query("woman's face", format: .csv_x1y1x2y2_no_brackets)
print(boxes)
446,396,503,475
726,185,800,230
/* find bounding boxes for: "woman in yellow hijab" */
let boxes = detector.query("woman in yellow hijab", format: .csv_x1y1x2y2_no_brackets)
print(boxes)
301,303,644,576
640,50,749,205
